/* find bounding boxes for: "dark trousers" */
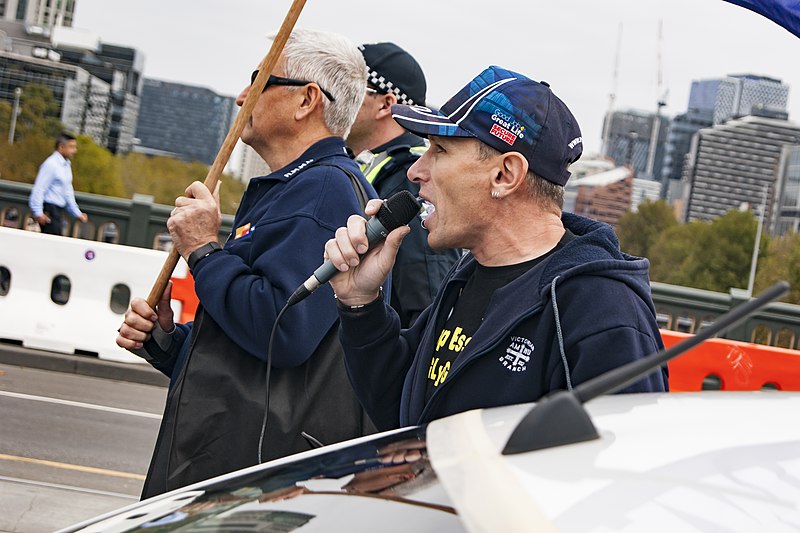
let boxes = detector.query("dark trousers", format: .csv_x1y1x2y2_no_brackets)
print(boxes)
40,202,66,235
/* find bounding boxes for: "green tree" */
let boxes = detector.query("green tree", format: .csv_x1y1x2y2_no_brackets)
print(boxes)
617,200,678,258
756,232,800,304
72,135,124,197
0,133,54,182
649,222,705,286
118,152,244,214
0,100,11,141
650,210,765,293
688,210,761,292
12,84,63,140
0,83,65,181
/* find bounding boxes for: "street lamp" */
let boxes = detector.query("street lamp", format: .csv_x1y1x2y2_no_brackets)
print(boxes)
8,87,21,144
746,186,769,298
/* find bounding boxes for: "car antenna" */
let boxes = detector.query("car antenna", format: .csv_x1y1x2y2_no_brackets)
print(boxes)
502,281,790,455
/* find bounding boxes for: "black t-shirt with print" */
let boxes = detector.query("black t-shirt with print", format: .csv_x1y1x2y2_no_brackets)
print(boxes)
424,230,575,401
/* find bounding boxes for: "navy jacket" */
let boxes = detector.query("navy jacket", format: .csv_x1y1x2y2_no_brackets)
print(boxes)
140,137,379,497
339,212,668,430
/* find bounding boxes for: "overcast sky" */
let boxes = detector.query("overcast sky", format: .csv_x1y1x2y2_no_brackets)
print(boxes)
73,0,800,156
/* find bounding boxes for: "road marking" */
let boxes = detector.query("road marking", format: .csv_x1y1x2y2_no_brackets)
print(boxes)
0,454,146,481
0,474,138,499
0,390,161,419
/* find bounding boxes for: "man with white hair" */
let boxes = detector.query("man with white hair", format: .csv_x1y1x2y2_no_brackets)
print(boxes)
117,29,377,498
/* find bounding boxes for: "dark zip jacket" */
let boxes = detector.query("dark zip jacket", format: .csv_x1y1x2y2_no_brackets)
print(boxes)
339,212,668,431
139,138,378,498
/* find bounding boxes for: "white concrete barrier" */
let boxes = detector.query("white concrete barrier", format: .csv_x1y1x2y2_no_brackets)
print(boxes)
0,227,187,363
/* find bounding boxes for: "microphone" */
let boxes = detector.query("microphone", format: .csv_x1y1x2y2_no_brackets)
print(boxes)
287,190,421,306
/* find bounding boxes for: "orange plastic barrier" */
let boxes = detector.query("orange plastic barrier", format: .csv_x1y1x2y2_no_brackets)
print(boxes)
662,330,800,391
169,271,199,324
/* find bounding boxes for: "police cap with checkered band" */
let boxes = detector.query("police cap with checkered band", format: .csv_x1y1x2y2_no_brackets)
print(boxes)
359,42,426,107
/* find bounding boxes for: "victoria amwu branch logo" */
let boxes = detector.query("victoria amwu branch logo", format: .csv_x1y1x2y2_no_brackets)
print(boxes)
500,336,533,372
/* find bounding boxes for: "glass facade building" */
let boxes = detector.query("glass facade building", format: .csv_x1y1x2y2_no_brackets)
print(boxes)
1,0,75,27
0,52,110,143
683,114,800,230
601,109,669,183
662,74,789,197
134,78,235,166
688,75,789,126
660,108,714,183
774,146,800,235
55,42,144,153
0,19,143,153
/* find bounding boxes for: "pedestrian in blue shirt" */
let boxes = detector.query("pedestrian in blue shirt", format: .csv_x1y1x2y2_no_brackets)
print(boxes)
28,133,88,235
325,66,668,431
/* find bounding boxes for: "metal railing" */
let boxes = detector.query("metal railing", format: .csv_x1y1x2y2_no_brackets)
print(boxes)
0,179,233,250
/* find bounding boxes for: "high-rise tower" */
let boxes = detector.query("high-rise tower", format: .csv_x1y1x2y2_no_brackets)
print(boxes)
1,0,75,28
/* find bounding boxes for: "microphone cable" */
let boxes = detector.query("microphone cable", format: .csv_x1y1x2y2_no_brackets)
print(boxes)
257,301,290,464
257,191,420,463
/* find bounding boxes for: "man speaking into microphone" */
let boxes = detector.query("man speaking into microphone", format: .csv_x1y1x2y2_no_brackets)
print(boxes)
325,66,668,432
116,30,379,498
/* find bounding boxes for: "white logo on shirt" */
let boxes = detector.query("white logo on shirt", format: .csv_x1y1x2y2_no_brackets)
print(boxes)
283,159,315,178
500,336,533,372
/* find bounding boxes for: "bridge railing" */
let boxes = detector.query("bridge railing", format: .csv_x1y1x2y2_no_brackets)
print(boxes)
0,179,234,249
651,281,800,349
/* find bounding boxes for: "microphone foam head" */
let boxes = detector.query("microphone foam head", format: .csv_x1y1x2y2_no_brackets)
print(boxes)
376,190,422,231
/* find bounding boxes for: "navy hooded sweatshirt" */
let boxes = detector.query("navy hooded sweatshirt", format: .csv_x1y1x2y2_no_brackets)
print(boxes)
339,212,668,431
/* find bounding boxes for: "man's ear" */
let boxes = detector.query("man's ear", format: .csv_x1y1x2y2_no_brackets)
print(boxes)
375,93,397,119
489,151,529,198
295,84,325,120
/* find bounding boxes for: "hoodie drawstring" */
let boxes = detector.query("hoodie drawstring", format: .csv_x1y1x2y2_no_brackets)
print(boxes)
550,275,573,391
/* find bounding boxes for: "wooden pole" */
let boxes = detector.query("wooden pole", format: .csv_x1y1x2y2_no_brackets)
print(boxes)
146,0,308,308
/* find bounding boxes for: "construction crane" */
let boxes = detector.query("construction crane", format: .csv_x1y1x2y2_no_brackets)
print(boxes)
600,23,622,157
645,19,669,181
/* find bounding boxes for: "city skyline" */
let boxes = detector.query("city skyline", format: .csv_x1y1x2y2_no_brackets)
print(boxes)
70,0,800,157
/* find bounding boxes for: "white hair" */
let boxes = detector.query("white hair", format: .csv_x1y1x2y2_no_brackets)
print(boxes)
280,29,366,137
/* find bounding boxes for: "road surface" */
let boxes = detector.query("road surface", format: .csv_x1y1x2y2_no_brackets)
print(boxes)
0,362,166,532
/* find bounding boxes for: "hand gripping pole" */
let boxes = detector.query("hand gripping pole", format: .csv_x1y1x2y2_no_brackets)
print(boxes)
146,0,308,308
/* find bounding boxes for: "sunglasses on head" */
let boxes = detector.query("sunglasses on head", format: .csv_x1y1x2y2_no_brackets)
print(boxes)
250,70,336,102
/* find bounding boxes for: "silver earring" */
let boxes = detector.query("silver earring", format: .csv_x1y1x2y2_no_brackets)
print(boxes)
491,191,500,199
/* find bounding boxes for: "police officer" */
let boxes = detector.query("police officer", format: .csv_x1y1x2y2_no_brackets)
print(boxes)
347,42,461,327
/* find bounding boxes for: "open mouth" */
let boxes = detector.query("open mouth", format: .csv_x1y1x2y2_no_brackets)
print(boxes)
418,198,435,229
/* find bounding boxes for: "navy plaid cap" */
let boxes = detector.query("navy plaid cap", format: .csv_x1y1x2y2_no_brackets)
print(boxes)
391,66,583,186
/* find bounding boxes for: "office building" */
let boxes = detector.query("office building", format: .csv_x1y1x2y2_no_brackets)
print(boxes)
660,108,714,183
134,78,236,165
0,48,110,143
601,109,669,183
570,166,633,227
53,33,144,154
565,157,616,213
1,0,75,28
689,74,788,125
631,178,662,212
0,19,142,153
661,74,790,203
773,145,800,235
682,112,800,229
